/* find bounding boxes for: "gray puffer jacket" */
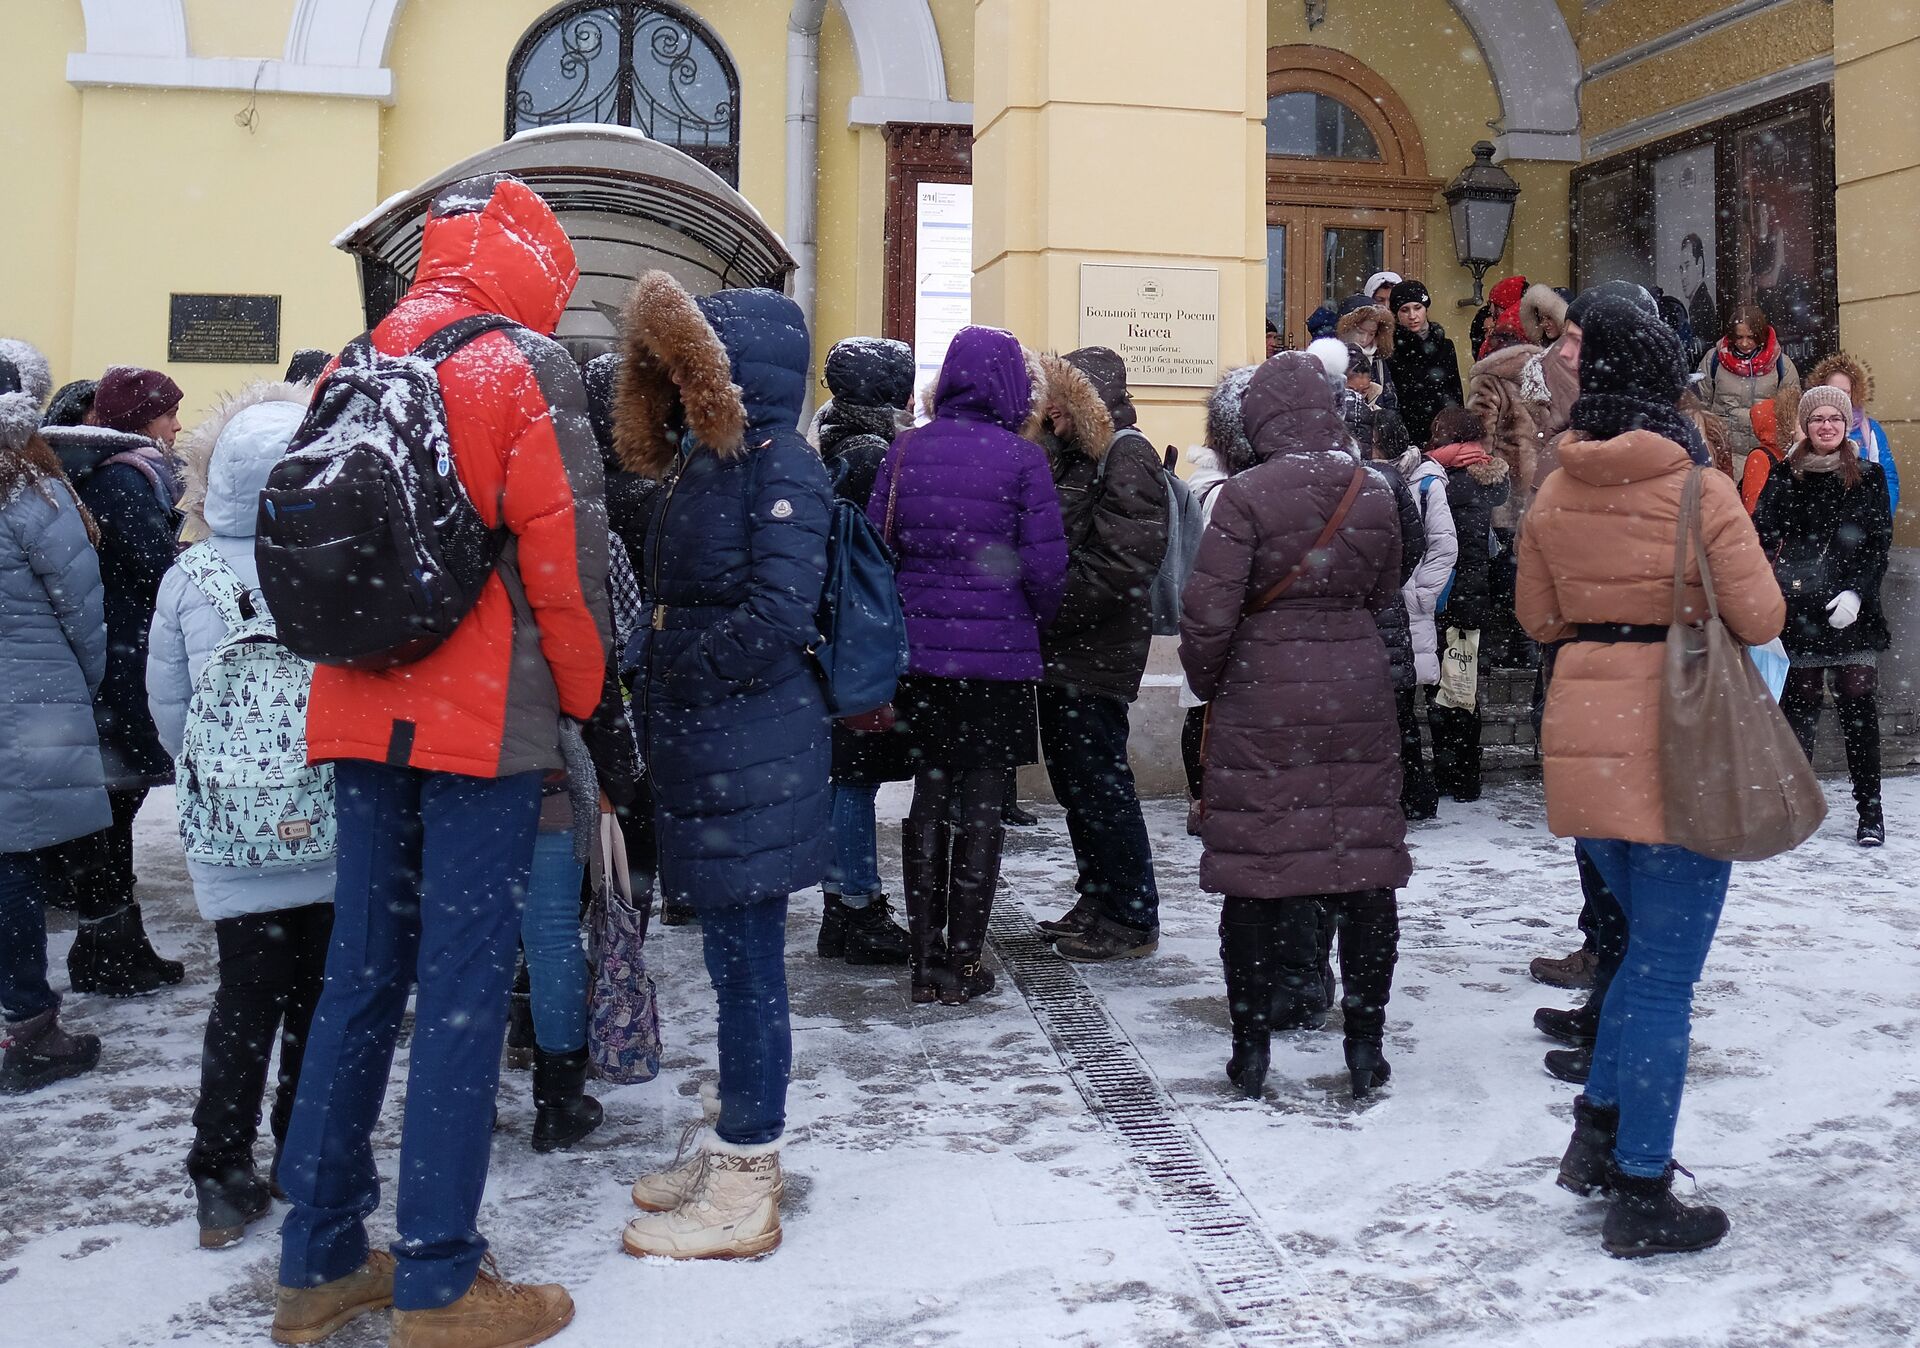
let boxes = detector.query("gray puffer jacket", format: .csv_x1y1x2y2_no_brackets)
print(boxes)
1368,460,1425,691
147,385,334,920
0,465,111,853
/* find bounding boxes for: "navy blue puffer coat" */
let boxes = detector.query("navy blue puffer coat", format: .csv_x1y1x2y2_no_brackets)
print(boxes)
614,277,832,909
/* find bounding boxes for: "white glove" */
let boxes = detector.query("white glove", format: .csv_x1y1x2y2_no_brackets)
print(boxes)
1826,590,1861,630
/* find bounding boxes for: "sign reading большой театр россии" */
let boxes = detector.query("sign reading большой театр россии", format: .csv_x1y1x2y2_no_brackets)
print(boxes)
1078,264,1220,388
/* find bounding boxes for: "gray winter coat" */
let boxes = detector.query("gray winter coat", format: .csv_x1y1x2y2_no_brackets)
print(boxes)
0,469,111,853
147,388,333,919
1403,456,1459,685
1370,461,1425,691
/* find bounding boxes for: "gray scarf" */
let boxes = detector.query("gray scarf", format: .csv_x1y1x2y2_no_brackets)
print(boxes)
1796,451,1845,474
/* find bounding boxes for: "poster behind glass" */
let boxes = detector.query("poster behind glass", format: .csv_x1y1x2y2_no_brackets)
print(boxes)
1652,144,1716,366
1734,110,1823,371
1574,169,1650,295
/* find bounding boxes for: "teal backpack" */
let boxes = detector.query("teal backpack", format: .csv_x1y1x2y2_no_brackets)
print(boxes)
175,544,336,870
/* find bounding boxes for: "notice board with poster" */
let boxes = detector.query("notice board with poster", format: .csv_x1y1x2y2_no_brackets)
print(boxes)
1078,265,1221,388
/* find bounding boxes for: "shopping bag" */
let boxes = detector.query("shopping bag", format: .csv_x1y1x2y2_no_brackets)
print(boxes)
1747,638,1790,702
585,814,662,1084
1434,628,1481,711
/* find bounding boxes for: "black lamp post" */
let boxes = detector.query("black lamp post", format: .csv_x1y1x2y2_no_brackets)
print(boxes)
1443,141,1521,309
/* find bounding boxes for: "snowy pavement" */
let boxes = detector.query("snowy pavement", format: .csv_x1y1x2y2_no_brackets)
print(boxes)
2,779,1917,1348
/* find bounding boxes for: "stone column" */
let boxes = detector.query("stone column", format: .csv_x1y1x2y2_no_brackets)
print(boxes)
970,0,1267,449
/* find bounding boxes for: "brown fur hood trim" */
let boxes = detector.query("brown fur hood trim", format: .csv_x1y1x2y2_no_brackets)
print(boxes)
1520,284,1568,346
612,270,748,478
1469,342,1544,385
1034,353,1115,460
1807,351,1872,408
1467,457,1510,489
1336,304,1394,358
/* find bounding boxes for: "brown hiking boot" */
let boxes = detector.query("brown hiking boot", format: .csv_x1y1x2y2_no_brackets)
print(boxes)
1528,946,1598,991
271,1251,396,1345
388,1259,573,1348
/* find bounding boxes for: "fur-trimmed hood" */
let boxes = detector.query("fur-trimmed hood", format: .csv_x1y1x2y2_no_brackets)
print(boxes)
612,271,808,478
1520,284,1569,346
1205,365,1258,475
919,325,1045,441
1034,352,1115,461
1807,351,1873,410
1336,304,1395,358
1468,342,1544,386
178,381,309,539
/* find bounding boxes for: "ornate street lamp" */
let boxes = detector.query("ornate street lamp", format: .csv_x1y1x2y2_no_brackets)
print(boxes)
1443,141,1522,308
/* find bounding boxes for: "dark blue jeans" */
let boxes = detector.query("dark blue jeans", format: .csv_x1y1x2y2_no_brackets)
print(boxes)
1037,684,1159,931
0,850,59,1022
824,782,882,901
521,831,587,1053
1577,839,1732,1179
278,762,541,1311
700,894,791,1146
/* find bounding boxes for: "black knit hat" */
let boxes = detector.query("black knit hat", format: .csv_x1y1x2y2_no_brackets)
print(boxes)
1570,295,1708,463
1389,279,1430,315
824,336,915,411
1565,280,1656,331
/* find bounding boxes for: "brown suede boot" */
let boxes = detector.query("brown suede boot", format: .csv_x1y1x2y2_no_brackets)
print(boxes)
270,1251,396,1345
388,1260,573,1348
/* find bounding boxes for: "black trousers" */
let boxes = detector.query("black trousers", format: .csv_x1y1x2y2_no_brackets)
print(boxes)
1573,843,1628,1013
1781,665,1883,819
1396,688,1438,815
1424,685,1483,800
187,902,334,1182
1038,685,1159,930
42,788,147,920
1222,890,1399,1042
1182,704,1208,800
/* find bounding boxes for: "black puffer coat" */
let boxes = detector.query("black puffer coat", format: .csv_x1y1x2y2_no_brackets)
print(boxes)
1434,455,1510,632
1038,353,1169,703
1369,461,1425,689
1388,322,1466,448
1753,458,1893,660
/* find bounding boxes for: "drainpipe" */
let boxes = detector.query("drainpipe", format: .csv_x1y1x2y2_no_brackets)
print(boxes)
786,0,828,350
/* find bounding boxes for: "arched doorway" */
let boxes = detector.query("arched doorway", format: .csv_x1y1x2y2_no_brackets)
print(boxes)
1264,46,1445,348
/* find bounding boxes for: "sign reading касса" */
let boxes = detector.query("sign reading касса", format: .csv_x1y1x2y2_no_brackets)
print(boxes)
1078,264,1220,388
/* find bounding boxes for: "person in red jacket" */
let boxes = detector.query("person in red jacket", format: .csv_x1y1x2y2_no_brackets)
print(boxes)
273,174,606,1348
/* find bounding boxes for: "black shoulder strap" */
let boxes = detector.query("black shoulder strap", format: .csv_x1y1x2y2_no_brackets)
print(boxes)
410,314,524,366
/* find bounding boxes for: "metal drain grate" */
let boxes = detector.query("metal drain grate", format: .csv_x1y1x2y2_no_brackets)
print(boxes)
987,901,1352,1348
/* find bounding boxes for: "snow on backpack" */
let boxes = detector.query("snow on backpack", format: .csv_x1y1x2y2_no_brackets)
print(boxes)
818,456,910,718
256,315,520,669
175,544,336,870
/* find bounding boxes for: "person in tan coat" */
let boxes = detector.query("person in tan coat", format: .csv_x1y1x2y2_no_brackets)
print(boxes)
1517,296,1784,1261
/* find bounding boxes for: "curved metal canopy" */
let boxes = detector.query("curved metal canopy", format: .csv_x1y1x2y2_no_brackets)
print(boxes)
334,125,795,349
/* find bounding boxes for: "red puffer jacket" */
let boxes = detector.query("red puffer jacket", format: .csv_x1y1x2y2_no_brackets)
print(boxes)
306,175,609,778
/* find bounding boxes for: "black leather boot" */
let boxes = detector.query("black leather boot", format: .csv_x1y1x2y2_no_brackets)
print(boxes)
531,1046,604,1153
1837,693,1885,847
505,955,535,1071
194,1161,273,1248
902,817,954,1004
0,1006,102,1094
942,818,1002,1005
1219,912,1274,1099
1336,891,1399,1099
820,893,911,965
1602,1168,1729,1258
68,904,183,997
1556,1094,1618,1196
1533,1002,1599,1046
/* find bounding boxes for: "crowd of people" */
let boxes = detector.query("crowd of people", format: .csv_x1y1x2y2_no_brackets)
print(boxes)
0,170,1900,1346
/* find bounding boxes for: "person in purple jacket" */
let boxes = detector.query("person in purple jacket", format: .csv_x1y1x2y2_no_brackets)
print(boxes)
868,327,1069,1006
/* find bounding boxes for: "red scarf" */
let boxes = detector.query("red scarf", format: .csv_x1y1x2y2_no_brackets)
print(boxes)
1716,328,1781,380
1428,441,1490,469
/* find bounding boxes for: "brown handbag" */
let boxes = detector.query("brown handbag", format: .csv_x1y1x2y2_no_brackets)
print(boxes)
1659,466,1826,861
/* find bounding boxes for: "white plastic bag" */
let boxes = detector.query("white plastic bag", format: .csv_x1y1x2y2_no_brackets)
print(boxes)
1747,638,1790,703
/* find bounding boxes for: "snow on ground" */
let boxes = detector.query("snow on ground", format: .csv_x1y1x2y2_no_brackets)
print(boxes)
2,779,1916,1347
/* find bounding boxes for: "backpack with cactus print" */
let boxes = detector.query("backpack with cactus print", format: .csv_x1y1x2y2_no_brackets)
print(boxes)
175,544,336,870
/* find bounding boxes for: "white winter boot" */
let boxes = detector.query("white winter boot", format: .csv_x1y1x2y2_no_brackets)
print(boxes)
621,1136,783,1261
629,1083,719,1213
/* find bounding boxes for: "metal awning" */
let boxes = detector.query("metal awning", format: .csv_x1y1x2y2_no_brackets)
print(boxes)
334,126,795,351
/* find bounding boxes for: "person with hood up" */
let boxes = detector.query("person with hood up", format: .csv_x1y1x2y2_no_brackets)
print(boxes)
1467,317,1549,667
610,272,830,1263
1180,350,1411,1104
273,175,604,1348
1419,405,1509,802
1518,295,1784,1259
145,382,337,1250
814,336,915,965
38,364,187,998
1385,280,1465,447
1739,378,1802,514
1519,284,1574,444
1698,303,1800,457
1476,275,1531,359
1389,412,1457,821
869,327,1069,1006
1755,385,1894,847
1336,295,1399,411
1030,348,1170,962
1808,351,1902,519
0,339,109,1096
1365,271,1403,309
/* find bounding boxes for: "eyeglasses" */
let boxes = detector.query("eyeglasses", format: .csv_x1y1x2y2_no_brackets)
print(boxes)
1807,415,1849,428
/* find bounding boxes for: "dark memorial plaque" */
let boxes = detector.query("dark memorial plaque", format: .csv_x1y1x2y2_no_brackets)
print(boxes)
168,294,281,364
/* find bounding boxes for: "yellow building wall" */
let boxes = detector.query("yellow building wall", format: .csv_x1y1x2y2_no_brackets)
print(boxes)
181,0,299,59
0,2,88,380
812,7,886,374
66,89,379,419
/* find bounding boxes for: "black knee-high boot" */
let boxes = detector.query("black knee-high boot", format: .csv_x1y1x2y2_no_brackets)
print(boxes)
1336,890,1400,1099
1836,691,1884,841
1780,672,1824,764
901,813,953,1004
1219,900,1276,1098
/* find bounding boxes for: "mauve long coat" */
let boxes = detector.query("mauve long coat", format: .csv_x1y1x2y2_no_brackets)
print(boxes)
1179,353,1412,900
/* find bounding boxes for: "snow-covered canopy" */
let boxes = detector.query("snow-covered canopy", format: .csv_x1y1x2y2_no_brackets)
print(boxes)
335,126,795,351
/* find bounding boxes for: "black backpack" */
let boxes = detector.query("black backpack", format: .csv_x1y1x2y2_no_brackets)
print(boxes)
256,315,519,670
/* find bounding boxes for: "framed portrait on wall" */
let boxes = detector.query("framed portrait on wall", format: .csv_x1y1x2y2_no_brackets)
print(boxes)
1733,108,1826,369
1572,167,1648,296
1653,144,1717,358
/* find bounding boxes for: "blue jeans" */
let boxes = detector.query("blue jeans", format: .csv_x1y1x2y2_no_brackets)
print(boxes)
520,831,587,1053
700,895,791,1146
824,783,882,902
0,850,58,1022
278,762,541,1311
1576,839,1732,1179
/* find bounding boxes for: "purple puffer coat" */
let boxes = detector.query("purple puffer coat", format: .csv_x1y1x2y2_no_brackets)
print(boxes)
868,326,1069,681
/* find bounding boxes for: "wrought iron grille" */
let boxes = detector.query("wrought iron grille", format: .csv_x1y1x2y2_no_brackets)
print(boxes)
507,1,740,186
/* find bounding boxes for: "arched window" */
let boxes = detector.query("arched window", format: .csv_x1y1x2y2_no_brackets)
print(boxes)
1263,47,1444,349
507,1,740,186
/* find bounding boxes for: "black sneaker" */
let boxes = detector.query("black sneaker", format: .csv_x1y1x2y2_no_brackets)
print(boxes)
1055,915,1159,963
1858,819,1886,848
1602,1168,1729,1258
1534,1004,1598,1046
1544,1045,1591,1084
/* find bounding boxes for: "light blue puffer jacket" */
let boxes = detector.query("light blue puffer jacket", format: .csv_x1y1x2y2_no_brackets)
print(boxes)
147,384,333,920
